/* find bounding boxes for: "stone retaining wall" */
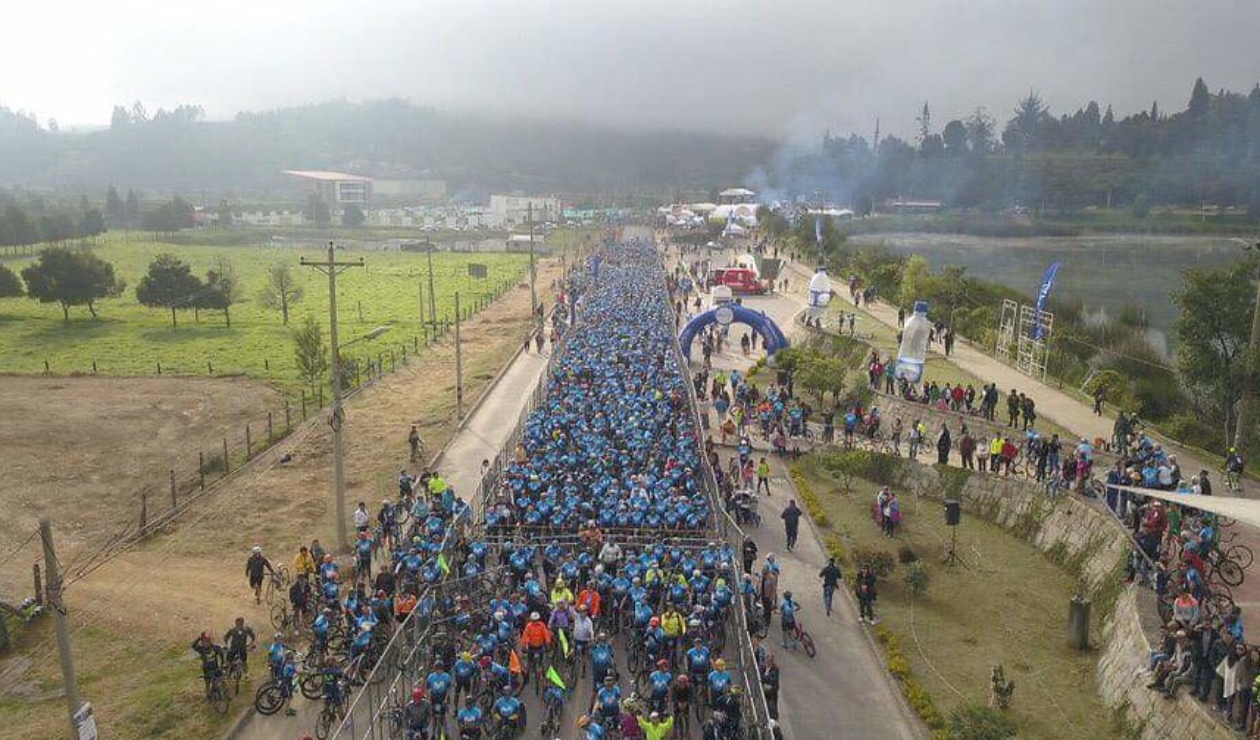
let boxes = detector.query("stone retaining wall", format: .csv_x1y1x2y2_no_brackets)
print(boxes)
895,462,1233,739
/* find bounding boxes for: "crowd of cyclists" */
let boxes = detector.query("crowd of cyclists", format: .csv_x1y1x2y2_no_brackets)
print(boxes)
190,235,771,739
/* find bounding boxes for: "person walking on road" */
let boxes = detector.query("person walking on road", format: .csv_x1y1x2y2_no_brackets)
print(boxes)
245,546,276,605
855,565,878,624
781,500,802,552
759,555,780,624
818,557,843,617
756,457,771,495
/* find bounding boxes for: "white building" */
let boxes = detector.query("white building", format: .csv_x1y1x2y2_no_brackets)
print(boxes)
488,195,562,228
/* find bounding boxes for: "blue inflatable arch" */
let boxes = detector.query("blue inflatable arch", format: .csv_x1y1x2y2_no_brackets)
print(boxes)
678,305,790,360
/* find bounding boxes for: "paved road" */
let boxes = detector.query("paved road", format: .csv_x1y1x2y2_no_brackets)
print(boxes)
232,349,549,740
682,258,924,740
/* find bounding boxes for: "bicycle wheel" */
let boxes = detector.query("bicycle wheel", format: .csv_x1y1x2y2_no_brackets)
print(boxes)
253,681,285,716
1217,560,1245,588
270,603,290,631
300,673,324,701
799,630,817,659
315,708,335,740
635,668,652,697
209,680,231,714
1228,544,1254,570
228,661,244,695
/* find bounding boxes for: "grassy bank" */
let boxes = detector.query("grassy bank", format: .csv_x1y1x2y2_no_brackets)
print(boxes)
792,452,1117,740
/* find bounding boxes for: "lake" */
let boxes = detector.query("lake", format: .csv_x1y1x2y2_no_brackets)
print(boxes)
851,233,1254,355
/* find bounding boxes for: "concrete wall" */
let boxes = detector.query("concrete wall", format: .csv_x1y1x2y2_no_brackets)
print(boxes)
892,461,1233,739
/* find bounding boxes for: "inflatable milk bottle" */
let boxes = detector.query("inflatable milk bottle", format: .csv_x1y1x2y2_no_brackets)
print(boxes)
895,300,931,383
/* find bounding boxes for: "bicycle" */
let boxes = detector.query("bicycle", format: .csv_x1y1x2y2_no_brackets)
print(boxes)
264,565,292,606
253,676,291,716
538,687,565,737
315,693,349,740
225,654,246,696
205,672,231,714
785,618,817,658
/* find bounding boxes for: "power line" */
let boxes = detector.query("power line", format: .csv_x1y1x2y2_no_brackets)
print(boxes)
0,529,39,570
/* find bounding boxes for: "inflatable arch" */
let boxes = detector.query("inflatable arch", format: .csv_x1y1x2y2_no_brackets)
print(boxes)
678,304,790,360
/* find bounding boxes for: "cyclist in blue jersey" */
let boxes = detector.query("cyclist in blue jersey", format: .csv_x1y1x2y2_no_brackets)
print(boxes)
707,658,732,707
780,591,801,650
426,660,453,724
491,685,525,736
452,651,478,704
592,675,622,726
577,714,607,740
457,693,485,739
647,659,673,713
266,632,288,679
590,632,615,688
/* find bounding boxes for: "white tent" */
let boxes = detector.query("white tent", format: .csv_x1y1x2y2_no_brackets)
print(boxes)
1114,484,1260,531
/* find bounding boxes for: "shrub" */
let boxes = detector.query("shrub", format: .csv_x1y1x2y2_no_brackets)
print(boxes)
898,545,919,564
852,545,896,578
947,704,1017,740
822,449,905,487
904,562,931,599
825,534,849,566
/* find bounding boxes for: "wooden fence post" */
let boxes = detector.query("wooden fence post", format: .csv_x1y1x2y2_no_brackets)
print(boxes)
245,424,252,459
92,359,97,374
157,361,162,375
43,359,49,374
389,350,395,373
223,437,229,476
33,563,42,605
264,358,269,372
301,390,307,419
208,361,213,376
199,452,206,490
140,492,148,533
318,386,324,408
285,401,292,430
268,412,274,444
169,469,177,510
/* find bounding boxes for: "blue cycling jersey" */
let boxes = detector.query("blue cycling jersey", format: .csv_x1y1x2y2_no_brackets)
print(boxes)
426,672,452,700
457,705,483,727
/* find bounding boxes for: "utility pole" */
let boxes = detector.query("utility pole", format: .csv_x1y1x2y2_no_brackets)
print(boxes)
1234,244,1260,455
454,292,464,416
425,244,437,333
528,202,538,329
300,242,364,552
418,277,425,328
40,517,81,739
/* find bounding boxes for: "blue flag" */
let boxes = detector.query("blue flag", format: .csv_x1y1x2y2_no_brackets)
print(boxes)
1032,261,1060,340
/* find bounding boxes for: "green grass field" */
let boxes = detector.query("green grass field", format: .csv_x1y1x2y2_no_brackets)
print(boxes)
0,234,546,395
792,455,1118,740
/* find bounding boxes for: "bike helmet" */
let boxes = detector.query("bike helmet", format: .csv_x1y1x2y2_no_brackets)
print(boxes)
199,631,212,642
714,658,726,670
649,617,660,627
597,632,608,641
676,674,690,685
501,683,514,694
479,656,492,668
603,675,615,684
412,687,425,701
657,659,669,670
252,546,262,554
434,659,445,670
530,612,541,621
784,590,793,599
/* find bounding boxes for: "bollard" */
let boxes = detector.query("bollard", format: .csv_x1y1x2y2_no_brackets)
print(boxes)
1067,595,1091,650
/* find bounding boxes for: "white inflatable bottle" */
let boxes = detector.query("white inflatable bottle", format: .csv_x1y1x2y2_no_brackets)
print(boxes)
807,267,831,321
895,300,931,383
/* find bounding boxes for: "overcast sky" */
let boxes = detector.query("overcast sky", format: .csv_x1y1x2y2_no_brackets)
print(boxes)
6,0,1260,140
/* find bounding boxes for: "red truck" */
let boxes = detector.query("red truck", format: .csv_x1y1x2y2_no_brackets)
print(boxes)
710,267,768,295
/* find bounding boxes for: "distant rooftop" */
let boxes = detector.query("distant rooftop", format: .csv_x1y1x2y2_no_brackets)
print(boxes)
283,170,372,182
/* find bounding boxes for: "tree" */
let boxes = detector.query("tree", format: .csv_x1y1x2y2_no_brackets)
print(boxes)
124,189,140,227
3,205,39,245
0,264,23,297
135,253,204,327
942,120,969,157
80,208,106,239
293,315,329,384
1188,77,1212,117
342,204,366,227
110,106,131,130
259,262,304,325
105,185,124,225
794,348,847,406
306,194,331,225
965,108,995,155
201,257,239,327
21,246,124,321
1173,262,1256,439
